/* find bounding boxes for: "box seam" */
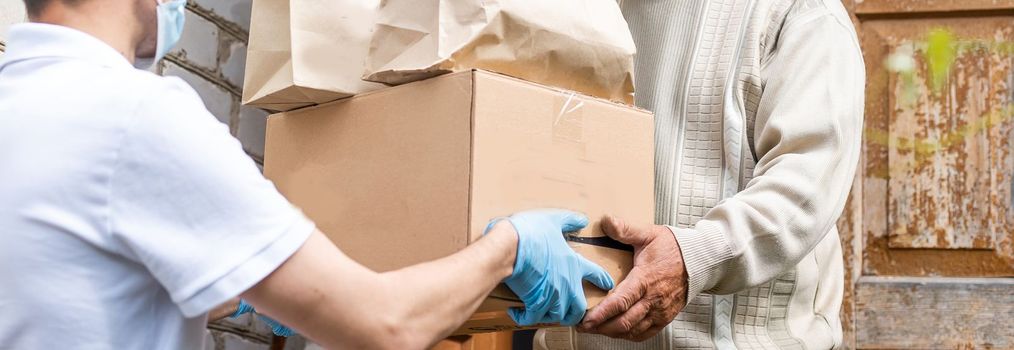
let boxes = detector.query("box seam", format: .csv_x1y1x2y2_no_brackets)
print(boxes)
467,71,477,244
473,70,651,115
260,114,278,176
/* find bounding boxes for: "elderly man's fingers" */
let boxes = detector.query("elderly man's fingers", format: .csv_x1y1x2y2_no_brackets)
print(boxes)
588,298,651,337
579,269,646,328
628,323,667,342
600,215,653,247
622,318,654,341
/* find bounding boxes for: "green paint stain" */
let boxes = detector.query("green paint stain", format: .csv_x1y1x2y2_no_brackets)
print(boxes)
925,28,956,93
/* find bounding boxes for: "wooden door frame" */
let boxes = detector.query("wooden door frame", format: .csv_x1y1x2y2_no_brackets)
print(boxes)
839,1,1014,348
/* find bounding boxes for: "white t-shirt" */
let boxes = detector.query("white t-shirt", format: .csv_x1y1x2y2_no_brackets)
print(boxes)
0,23,315,349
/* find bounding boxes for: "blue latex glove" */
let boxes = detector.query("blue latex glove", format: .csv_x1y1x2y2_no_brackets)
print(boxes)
232,299,296,337
487,209,616,326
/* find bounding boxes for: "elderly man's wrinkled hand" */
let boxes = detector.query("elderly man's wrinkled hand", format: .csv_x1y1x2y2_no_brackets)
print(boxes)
576,216,688,341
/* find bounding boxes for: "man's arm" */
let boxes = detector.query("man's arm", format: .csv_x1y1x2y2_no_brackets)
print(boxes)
241,208,614,350
241,223,515,349
107,73,608,344
669,7,864,301
580,7,865,340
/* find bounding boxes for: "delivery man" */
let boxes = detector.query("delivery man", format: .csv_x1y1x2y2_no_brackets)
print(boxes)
538,0,865,349
0,0,615,348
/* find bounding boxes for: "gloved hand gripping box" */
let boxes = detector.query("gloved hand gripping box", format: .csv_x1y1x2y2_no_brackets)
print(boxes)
263,70,654,335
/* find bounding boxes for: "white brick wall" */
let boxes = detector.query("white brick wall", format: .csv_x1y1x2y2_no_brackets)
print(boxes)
173,11,221,71
0,0,25,37
0,1,283,348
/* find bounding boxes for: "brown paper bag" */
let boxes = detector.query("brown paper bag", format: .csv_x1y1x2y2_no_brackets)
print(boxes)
242,0,385,112
364,0,636,104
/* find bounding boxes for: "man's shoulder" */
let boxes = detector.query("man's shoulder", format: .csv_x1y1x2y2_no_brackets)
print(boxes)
50,65,220,147
0,61,202,130
777,0,853,31
86,68,209,123
752,0,858,59
111,70,224,143
102,68,200,103
44,64,203,120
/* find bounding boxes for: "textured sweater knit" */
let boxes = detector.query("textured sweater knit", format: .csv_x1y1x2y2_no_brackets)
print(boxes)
537,0,865,349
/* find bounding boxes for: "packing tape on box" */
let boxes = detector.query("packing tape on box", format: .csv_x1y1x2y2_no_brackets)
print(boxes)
566,235,634,252
555,92,584,126
552,91,586,159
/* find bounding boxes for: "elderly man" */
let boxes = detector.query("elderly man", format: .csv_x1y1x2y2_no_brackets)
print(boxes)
538,0,864,349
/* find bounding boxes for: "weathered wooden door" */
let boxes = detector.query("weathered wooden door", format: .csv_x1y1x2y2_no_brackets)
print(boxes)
839,1,1014,348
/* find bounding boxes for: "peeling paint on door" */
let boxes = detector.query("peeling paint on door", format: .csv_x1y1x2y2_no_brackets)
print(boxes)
885,31,1012,250
861,16,1014,277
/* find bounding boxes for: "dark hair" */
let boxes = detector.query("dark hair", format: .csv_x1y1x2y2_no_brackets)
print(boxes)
23,0,51,15
24,0,79,16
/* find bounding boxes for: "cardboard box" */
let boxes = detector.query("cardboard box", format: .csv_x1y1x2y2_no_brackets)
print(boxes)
433,332,512,350
263,70,654,334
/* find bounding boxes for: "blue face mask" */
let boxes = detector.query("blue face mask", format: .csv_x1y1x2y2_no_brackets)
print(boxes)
134,0,187,69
